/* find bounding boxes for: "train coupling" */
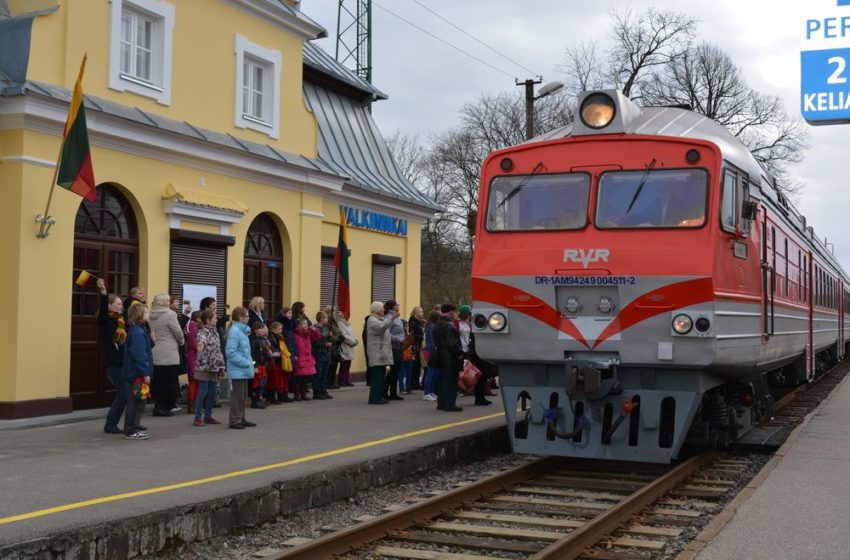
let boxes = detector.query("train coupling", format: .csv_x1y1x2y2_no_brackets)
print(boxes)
564,356,619,400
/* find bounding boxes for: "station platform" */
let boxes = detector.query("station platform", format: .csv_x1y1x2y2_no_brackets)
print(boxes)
687,373,850,560
0,385,506,558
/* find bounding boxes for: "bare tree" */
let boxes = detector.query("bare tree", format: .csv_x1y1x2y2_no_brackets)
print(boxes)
557,39,607,97
608,7,698,99
385,130,426,185
643,43,809,197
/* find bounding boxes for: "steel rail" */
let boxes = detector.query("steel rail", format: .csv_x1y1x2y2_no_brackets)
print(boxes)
529,452,714,560
269,457,558,560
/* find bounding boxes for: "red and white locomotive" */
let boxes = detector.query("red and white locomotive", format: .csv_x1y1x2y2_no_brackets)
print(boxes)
471,90,850,463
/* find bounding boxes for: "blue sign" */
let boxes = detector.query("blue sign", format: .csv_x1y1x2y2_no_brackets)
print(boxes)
345,207,408,237
801,2,850,124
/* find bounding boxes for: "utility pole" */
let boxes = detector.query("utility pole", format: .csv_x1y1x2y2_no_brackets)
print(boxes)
517,77,542,141
517,77,565,140
336,0,372,83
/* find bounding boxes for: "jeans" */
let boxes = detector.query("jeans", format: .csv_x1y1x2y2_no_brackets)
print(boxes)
105,365,127,430
313,353,329,394
194,380,217,420
398,361,413,393
423,366,438,396
123,381,146,435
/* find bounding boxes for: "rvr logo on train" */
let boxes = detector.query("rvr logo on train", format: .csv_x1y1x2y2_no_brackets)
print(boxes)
563,248,610,268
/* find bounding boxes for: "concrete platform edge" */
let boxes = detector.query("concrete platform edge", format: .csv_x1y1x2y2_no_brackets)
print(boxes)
0,426,509,560
673,374,849,560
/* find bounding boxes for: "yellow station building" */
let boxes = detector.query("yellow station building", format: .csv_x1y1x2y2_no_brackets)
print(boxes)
0,0,439,418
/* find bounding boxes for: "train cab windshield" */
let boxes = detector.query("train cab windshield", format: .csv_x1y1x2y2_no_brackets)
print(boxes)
596,168,707,229
486,173,590,231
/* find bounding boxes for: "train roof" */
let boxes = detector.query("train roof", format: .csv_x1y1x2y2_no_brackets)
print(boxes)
528,90,848,280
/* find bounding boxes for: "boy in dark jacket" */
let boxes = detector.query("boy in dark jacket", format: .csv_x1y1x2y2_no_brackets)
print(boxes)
97,278,127,434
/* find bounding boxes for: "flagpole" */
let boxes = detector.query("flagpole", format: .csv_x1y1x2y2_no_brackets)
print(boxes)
36,140,66,238
38,54,88,239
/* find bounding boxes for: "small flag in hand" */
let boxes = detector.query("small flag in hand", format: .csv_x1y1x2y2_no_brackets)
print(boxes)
74,270,93,287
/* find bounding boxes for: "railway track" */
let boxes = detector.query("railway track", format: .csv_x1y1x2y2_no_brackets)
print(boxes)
269,362,849,560
270,453,760,560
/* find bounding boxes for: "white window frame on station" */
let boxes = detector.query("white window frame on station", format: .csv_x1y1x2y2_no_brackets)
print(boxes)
234,34,281,140
108,0,175,105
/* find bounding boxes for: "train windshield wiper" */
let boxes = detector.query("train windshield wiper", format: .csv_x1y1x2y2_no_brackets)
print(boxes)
497,162,544,209
625,158,657,214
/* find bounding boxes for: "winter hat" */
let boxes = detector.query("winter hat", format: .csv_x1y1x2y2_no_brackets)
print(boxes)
459,304,472,315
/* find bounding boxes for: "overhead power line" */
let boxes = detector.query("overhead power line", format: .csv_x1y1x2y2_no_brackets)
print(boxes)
373,1,516,79
408,0,539,77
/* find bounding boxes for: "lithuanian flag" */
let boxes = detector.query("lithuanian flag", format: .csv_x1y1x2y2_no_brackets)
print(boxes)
57,55,96,202
333,206,351,316
74,270,93,287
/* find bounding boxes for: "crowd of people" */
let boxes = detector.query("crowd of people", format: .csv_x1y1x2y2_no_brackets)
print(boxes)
96,278,498,440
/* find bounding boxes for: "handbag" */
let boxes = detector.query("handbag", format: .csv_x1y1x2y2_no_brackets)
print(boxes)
402,346,414,361
458,360,482,393
400,333,415,351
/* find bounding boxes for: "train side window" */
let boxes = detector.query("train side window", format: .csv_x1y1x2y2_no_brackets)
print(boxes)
721,170,751,234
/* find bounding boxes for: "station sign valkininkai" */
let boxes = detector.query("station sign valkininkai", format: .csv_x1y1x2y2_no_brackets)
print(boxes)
801,0,850,124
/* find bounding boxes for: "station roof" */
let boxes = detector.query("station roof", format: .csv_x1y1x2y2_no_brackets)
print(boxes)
302,42,387,101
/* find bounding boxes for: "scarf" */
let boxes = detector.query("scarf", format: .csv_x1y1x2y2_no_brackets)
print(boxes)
110,312,127,345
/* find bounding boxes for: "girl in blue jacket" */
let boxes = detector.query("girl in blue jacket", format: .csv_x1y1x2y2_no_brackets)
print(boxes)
123,303,153,439
225,307,255,429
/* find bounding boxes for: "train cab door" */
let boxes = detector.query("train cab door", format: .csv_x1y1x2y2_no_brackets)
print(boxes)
761,214,775,338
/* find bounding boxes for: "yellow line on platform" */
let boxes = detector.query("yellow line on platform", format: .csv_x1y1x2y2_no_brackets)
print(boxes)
0,412,504,526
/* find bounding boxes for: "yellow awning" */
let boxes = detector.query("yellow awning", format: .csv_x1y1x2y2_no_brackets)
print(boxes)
163,183,248,214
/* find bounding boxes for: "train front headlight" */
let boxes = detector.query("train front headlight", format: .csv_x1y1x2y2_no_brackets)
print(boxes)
472,313,488,329
488,312,507,331
565,296,581,315
672,314,693,335
580,93,616,129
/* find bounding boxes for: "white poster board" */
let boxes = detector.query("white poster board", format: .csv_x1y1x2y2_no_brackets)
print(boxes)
182,283,218,316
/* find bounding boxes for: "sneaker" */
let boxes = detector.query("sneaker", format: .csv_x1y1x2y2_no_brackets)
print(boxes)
323,393,333,400
193,419,206,427
123,431,150,440
104,426,123,434
171,407,182,413
423,393,437,402
204,417,221,425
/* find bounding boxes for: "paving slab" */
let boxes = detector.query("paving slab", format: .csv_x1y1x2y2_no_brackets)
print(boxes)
696,375,850,560
0,385,505,550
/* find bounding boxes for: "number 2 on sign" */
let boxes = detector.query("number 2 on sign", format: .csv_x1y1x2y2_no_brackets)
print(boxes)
827,56,847,85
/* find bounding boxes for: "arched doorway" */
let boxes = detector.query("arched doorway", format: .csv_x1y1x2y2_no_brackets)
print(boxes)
70,184,138,409
243,213,283,316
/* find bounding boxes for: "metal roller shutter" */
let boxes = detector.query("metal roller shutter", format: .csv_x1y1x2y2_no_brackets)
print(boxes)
320,255,335,308
169,241,228,313
371,263,396,303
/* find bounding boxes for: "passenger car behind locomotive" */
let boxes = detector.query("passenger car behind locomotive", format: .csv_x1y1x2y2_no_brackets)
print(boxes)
471,90,850,463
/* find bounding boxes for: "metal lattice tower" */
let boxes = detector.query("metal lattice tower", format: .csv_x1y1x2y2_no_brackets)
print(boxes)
335,0,372,83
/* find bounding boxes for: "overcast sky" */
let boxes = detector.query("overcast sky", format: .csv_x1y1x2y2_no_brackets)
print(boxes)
302,1,849,269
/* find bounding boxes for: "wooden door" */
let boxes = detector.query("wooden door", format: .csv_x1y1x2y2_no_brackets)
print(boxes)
70,185,138,409
243,214,283,316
